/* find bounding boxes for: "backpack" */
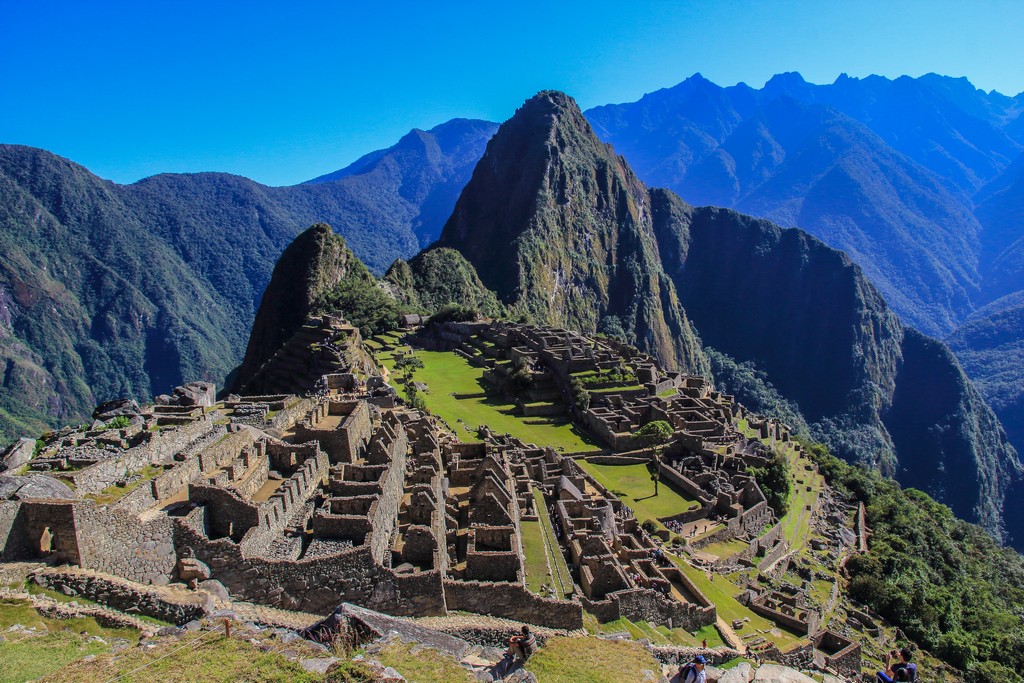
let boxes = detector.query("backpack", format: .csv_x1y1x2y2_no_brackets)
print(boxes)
679,663,698,683
901,663,917,683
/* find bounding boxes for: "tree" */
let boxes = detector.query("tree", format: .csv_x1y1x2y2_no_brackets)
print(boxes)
748,445,791,516
636,420,673,496
569,376,591,412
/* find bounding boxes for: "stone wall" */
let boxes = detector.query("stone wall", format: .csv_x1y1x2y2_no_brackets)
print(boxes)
0,500,26,561
33,568,205,624
815,630,862,678
173,509,445,616
62,417,214,495
582,586,716,631
442,580,583,630
75,504,177,585
293,400,372,464
268,397,317,431
20,500,82,564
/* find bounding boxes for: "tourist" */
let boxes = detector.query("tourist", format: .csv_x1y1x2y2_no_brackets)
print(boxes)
877,647,917,683
702,638,707,648
678,655,707,683
509,625,537,661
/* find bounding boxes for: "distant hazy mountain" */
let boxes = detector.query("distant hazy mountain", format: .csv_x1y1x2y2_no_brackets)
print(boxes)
585,72,1024,337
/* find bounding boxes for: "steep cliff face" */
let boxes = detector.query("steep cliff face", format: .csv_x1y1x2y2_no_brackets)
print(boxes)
234,224,371,388
886,328,1020,539
648,189,1020,540
435,91,709,376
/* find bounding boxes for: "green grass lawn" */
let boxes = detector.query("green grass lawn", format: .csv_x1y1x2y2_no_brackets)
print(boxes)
520,519,553,594
534,489,574,598
41,633,325,683
669,558,805,651
575,461,700,524
525,636,664,683
700,538,750,560
0,597,141,683
377,642,476,683
379,349,598,451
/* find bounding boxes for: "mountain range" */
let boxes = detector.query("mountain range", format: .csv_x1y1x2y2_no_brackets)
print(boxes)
2,73,1024,542
0,120,494,438
239,90,1020,546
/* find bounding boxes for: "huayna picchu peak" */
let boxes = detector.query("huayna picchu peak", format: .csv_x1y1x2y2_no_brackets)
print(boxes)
435,90,711,377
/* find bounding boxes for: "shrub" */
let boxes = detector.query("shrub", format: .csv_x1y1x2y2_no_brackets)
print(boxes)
569,376,590,411
430,304,479,324
106,415,132,430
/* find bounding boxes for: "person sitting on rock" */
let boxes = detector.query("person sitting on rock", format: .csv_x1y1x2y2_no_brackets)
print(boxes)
509,625,537,661
679,654,707,683
877,647,916,683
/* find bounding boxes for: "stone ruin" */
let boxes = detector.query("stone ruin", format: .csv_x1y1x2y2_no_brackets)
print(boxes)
0,320,863,677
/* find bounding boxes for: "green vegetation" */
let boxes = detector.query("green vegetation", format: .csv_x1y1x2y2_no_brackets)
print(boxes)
748,446,792,516
700,538,749,559
85,464,163,506
376,641,476,683
634,420,673,445
568,375,591,411
520,519,552,594
106,415,131,430
534,489,574,597
572,365,637,387
386,248,506,319
669,559,804,651
377,349,597,451
524,636,664,683
314,274,400,339
0,597,140,683
805,439,1024,676
41,633,324,683
575,461,699,525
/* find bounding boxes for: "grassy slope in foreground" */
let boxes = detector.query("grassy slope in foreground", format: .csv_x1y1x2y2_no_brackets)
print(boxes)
377,347,598,451
524,636,665,683
0,597,140,683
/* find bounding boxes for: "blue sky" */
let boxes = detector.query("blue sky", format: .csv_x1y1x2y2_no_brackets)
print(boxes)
2,0,1023,186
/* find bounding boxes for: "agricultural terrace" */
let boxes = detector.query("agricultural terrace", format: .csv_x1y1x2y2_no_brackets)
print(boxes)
373,344,598,452
670,557,805,651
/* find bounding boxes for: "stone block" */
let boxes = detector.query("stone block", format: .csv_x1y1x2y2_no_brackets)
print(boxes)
1,438,36,472
93,398,142,421
174,382,216,408
178,558,212,582
752,664,815,683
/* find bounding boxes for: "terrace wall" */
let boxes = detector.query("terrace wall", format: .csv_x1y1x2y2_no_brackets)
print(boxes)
173,508,445,616
442,579,583,630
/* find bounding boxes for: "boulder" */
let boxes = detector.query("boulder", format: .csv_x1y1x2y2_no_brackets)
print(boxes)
92,398,142,421
198,580,230,601
0,474,76,500
719,662,753,683
177,558,212,582
299,658,338,674
173,382,216,408
1,438,36,472
154,394,173,406
752,664,816,683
